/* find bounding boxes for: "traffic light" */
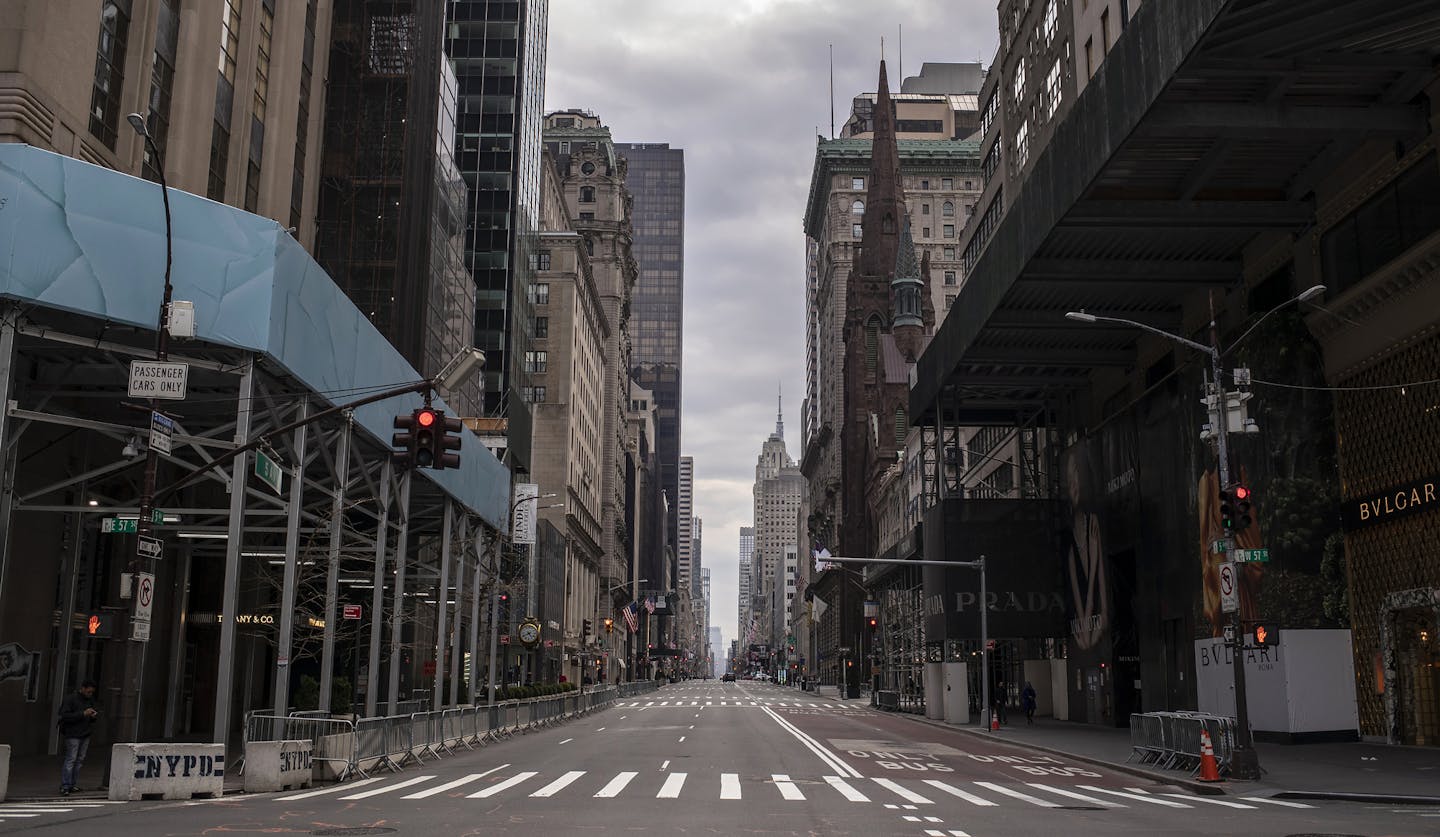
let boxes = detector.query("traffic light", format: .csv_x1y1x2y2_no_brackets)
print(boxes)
1250,622,1279,648
604,617,614,634
583,619,593,639
392,412,419,467
85,612,117,639
436,413,463,470
413,408,439,468
1219,487,1236,532
867,616,878,630
1233,485,1254,533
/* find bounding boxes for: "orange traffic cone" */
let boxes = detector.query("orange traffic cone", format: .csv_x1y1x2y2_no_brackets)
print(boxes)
1197,728,1223,782
990,710,1001,731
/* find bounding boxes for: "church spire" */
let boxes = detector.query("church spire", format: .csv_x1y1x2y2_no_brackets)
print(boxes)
859,60,906,280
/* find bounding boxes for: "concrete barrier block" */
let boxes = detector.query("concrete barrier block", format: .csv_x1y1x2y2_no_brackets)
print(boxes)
109,744,224,800
0,743,10,802
243,740,313,793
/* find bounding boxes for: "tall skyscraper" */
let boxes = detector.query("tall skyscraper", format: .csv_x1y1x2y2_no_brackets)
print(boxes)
677,456,694,594
752,398,806,646
737,526,755,642
617,142,685,575
446,0,549,452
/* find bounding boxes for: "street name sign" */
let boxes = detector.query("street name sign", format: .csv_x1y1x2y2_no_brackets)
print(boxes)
255,450,284,495
1234,548,1270,563
1211,539,1228,554
137,535,163,558
150,411,175,455
128,360,189,400
1219,561,1238,614
102,518,138,534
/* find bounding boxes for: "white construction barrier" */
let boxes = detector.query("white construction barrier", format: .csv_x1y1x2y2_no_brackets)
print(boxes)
109,744,225,800
0,743,9,802
243,740,313,793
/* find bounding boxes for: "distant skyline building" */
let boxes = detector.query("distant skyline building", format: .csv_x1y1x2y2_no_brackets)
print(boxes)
751,397,806,648
618,141,685,582
738,526,755,642
677,455,694,594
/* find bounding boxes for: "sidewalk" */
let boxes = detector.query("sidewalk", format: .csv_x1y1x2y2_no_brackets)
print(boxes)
902,714,1440,803
5,749,246,802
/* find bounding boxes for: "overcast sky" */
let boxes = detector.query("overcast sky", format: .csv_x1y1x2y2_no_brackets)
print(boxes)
545,0,999,656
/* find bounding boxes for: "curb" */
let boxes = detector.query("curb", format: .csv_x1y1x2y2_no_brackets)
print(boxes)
1275,790,1440,806
890,711,1231,796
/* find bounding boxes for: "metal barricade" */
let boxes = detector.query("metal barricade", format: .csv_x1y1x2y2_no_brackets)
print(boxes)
246,713,359,782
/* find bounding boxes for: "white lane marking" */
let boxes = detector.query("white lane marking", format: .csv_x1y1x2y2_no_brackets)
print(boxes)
948,831,972,837
761,706,862,778
341,775,436,799
530,771,586,798
678,736,686,742
921,780,997,806
720,773,742,800
1024,783,1126,807
468,771,538,799
772,774,805,801
872,777,934,805
0,809,76,813
278,777,383,800
1076,785,1191,808
973,781,1061,808
620,716,627,720
0,813,40,817
638,706,650,712
594,771,638,798
824,775,870,802
657,773,687,798
1158,793,1256,809
689,725,695,729
597,727,606,731
559,738,573,744
924,831,946,837
1241,797,1315,808
403,766,508,799
658,701,669,706
661,760,670,770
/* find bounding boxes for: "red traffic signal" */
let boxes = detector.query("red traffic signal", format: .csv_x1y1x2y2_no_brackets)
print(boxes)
414,409,439,467
394,408,462,470
867,617,878,629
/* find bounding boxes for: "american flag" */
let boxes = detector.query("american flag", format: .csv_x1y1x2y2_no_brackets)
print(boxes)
644,596,656,614
621,601,639,633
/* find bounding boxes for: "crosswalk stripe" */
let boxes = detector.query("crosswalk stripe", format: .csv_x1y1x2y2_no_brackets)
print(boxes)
341,775,435,799
824,775,870,802
1242,797,1315,808
595,772,638,798
1158,793,1255,809
0,809,77,813
921,779,997,806
403,767,507,799
974,781,1061,808
657,773,687,798
278,777,383,800
0,813,40,817
720,773,742,800
872,777,934,805
1024,783,1126,807
772,774,805,800
1076,785,1191,808
923,831,946,837
468,772,538,799
529,771,586,798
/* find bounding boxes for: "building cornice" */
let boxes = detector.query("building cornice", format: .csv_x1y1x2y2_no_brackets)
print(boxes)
804,139,982,238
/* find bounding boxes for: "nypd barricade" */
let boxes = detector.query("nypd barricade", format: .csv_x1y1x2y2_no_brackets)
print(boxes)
243,739,314,793
109,743,224,800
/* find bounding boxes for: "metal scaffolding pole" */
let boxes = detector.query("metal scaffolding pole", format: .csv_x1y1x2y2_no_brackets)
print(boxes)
212,356,255,746
468,529,485,702
449,514,468,706
433,501,454,710
272,399,310,717
365,460,393,717
386,471,413,713
319,416,352,714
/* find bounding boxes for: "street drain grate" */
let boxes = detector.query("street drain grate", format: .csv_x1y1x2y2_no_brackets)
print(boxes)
311,829,399,836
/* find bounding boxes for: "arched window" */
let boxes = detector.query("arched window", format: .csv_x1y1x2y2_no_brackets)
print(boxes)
852,199,865,215
865,316,882,373
942,201,955,217
580,186,596,203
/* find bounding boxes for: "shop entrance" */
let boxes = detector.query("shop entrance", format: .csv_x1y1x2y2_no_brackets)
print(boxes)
1393,606,1439,746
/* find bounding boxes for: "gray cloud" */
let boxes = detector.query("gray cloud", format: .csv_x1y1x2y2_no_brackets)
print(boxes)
545,0,998,653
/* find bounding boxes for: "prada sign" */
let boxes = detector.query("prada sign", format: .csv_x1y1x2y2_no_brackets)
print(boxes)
1342,474,1439,530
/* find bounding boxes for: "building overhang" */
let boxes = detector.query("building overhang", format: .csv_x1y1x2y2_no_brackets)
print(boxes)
912,0,1440,425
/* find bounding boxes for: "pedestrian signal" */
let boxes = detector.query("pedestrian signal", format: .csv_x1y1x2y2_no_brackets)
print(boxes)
1250,622,1279,648
86,613,117,638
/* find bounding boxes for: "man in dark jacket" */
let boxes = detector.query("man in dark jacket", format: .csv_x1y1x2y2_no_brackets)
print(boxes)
58,680,98,795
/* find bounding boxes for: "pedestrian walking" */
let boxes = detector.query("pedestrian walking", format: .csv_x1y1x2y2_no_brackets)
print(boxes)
1022,681,1037,725
57,680,99,795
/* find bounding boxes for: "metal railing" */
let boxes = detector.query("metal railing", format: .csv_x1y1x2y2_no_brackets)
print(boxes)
245,681,660,784
1127,711,1238,776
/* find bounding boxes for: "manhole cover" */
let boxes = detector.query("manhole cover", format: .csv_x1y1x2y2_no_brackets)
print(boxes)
311,829,399,836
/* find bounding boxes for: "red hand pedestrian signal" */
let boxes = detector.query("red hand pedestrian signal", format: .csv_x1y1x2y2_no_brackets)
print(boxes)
1254,625,1267,645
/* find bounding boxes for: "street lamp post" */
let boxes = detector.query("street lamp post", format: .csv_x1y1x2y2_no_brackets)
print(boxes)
487,492,556,702
115,112,175,743
1066,284,1323,780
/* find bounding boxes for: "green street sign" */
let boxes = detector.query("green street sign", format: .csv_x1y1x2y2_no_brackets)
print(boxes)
255,450,284,495
1234,548,1271,563
1211,539,1229,554
101,518,137,534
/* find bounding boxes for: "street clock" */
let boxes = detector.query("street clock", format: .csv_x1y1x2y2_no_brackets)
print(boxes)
518,620,542,648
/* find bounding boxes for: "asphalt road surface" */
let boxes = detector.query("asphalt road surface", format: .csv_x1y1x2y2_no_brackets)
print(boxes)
3,681,1436,836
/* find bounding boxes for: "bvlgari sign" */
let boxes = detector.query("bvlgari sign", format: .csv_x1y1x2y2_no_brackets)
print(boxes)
1342,474,1439,530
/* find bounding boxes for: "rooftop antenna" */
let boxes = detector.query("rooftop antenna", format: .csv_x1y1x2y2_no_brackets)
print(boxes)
829,44,835,139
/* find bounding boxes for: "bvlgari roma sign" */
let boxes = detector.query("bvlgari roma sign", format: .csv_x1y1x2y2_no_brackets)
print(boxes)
1342,474,1440,530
